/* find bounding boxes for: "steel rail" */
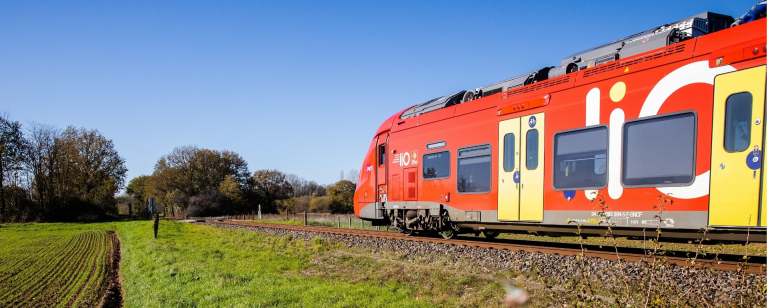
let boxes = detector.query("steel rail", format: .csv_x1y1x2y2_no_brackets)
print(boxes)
201,219,765,274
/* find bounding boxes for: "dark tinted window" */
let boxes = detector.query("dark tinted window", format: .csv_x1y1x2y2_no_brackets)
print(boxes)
379,144,386,166
503,134,515,172
526,129,539,170
623,113,696,186
457,145,491,193
553,127,608,190
423,151,450,180
724,92,752,152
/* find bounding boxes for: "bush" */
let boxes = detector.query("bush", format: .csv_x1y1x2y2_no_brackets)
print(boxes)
183,191,231,217
308,196,331,213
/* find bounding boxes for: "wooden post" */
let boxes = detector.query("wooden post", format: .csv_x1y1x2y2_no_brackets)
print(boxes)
153,214,159,239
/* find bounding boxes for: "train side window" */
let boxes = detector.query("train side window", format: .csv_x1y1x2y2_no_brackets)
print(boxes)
622,112,696,187
553,126,608,190
526,129,539,170
724,92,752,152
423,151,450,180
457,144,491,194
503,134,515,172
379,144,386,166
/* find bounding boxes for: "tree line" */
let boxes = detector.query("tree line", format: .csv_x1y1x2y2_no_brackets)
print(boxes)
0,112,359,222
122,145,359,218
0,113,127,222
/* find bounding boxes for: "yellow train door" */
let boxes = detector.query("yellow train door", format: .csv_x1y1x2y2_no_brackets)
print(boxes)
498,118,520,220
709,66,766,227
520,113,545,221
497,113,545,221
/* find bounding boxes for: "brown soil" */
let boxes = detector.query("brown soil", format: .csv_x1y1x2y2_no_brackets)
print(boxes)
98,231,123,308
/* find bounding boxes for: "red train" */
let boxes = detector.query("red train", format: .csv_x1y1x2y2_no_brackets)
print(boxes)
354,4,767,241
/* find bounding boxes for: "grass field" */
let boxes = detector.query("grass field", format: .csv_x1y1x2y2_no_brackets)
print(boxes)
2,219,763,307
1,221,507,307
0,224,118,307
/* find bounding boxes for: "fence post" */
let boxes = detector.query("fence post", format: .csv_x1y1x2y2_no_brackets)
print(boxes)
304,212,307,225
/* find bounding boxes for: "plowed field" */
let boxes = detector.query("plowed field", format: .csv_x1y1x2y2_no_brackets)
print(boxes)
0,229,119,307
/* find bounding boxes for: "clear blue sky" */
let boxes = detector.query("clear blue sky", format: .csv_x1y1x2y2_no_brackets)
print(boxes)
0,0,750,186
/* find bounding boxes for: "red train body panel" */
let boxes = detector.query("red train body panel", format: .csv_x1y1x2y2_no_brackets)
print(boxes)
354,15,767,241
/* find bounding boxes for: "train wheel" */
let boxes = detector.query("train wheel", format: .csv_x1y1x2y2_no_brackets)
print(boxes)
440,229,456,239
482,231,500,239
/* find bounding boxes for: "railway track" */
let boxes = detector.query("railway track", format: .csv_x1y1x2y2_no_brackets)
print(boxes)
201,219,766,274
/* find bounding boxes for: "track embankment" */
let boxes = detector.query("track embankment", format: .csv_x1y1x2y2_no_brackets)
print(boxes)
202,220,764,274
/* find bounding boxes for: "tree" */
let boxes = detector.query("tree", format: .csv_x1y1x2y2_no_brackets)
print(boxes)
150,146,249,214
285,173,327,197
0,113,24,221
250,169,293,213
126,175,153,216
23,124,61,221
346,169,359,184
20,125,126,221
328,180,356,213
59,127,127,208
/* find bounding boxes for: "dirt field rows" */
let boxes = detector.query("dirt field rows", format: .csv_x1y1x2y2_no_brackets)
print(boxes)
0,228,119,307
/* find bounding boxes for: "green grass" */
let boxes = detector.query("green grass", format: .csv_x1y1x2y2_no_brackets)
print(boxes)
0,223,114,307
119,221,434,307
2,220,764,307
3,221,502,307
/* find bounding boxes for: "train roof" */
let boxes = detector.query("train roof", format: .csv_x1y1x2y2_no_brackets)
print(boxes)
391,4,765,125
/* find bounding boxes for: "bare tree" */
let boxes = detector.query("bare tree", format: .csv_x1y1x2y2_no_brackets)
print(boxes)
346,169,359,184
250,169,293,213
0,113,25,221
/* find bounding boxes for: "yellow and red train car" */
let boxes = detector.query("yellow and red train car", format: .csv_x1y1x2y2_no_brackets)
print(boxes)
354,5,767,241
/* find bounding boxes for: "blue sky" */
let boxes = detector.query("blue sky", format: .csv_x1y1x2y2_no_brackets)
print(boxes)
0,1,750,186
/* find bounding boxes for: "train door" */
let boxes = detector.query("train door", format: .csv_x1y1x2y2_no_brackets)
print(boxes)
709,66,766,227
376,134,389,219
497,112,545,221
498,118,521,220
520,113,545,221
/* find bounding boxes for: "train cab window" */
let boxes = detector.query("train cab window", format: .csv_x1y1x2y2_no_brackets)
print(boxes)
622,112,696,187
553,126,608,190
724,92,753,152
423,151,450,180
457,145,491,193
503,134,515,172
379,144,386,166
526,130,539,170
